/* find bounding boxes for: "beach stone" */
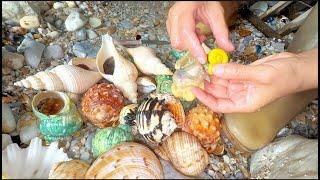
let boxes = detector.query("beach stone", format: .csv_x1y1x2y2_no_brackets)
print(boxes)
65,11,88,31
19,16,40,29
76,29,87,40
44,44,64,60
46,31,60,39
66,1,77,8
89,17,101,28
53,2,65,9
72,41,99,58
86,29,98,39
17,37,45,68
2,50,25,70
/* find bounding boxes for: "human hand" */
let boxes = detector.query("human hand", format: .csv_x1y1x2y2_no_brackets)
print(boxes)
192,50,318,113
166,1,238,64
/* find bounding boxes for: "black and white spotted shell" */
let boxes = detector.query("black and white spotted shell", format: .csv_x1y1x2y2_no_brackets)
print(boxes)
119,104,139,135
136,97,177,143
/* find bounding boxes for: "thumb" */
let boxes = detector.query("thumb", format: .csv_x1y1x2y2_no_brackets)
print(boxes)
213,63,263,81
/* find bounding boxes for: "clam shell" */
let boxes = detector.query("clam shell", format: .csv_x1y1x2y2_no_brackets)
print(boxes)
85,142,164,179
96,34,138,103
2,103,16,133
2,137,70,179
119,104,139,135
48,160,90,179
137,76,156,94
81,83,125,128
92,124,133,157
182,104,221,154
14,65,102,94
154,132,209,176
16,112,40,145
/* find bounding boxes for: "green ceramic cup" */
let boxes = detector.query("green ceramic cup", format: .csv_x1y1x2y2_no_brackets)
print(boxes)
32,91,83,143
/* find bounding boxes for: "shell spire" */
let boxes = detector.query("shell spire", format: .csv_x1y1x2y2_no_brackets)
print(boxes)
126,46,173,75
96,34,138,103
14,65,102,94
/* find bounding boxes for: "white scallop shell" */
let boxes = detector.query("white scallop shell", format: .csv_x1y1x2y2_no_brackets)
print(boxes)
2,137,70,179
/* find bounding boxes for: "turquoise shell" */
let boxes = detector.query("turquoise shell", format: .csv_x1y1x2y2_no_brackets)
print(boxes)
92,124,133,157
155,75,173,94
32,91,83,143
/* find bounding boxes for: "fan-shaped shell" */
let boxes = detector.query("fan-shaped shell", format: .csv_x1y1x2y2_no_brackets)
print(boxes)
96,34,138,103
182,104,221,154
119,104,139,135
154,132,209,176
48,160,90,179
85,142,164,179
81,83,125,128
14,65,102,94
126,46,173,75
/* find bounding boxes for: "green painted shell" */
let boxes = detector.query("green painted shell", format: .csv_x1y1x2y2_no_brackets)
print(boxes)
32,91,83,143
92,124,133,157
155,75,173,94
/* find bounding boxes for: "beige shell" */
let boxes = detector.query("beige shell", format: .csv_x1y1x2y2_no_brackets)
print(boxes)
96,34,138,103
137,76,156,94
126,46,173,75
48,160,90,179
68,57,98,72
154,131,209,177
14,65,102,94
85,142,164,179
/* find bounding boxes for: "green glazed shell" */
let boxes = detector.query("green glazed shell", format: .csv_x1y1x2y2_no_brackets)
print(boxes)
92,124,133,157
32,91,83,143
155,75,173,94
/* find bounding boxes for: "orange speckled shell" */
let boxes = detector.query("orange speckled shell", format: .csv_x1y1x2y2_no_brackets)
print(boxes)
48,160,90,179
182,104,221,154
81,83,125,128
85,142,164,179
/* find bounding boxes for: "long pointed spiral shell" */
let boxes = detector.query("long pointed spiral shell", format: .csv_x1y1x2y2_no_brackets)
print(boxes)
14,65,102,94
126,46,173,75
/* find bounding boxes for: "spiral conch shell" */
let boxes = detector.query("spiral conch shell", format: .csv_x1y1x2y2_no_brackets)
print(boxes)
14,65,102,94
85,142,164,179
48,160,90,179
154,131,209,177
96,34,138,103
126,46,173,75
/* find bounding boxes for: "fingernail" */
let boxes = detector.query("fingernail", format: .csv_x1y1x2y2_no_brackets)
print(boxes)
213,64,224,76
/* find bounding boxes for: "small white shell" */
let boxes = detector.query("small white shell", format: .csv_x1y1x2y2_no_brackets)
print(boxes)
137,76,156,94
2,103,16,133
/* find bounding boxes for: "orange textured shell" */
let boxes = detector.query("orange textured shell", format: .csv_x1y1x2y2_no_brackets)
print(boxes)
182,104,221,154
81,83,125,128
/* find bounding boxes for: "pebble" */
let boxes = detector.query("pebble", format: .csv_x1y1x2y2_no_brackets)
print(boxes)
9,26,27,35
17,37,45,68
19,16,40,29
75,29,87,40
38,28,48,36
244,46,256,56
53,2,65,9
65,11,88,31
55,19,63,28
85,133,94,150
272,42,285,52
86,29,98,39
119,19,133,29
2,67,12,75
72,41,99,58
2,50,25,70
66,1,77,8
250,1,268,16
80,150,90,162
44,44,64,60
4,45,17,53
238,29,252,37
223,155,230,164
89,17,102,28
46,31,60,39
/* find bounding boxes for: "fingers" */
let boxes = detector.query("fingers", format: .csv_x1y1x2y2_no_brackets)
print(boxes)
204,80,228,98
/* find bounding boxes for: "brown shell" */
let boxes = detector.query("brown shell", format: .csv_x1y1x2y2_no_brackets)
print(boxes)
85,142,164,179
81,83,125,128
48,160,90,179
182,104,221,154
154,132,209,176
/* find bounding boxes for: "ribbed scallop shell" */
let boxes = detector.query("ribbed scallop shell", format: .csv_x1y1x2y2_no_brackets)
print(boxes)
48,160,90,179
85,142,164,179
14,65,102,94
154,132,209,176
81,83,125,128
119,104,139,135
182,104,221,154
126,46,173,75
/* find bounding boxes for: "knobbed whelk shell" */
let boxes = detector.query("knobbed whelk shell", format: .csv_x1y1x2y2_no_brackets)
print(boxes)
92,124,133,157
96,34,138,103
85,142,164,179
81,83,125,128
182,104,222,154
137,76,156,94
126,46,173,75
14,65,102,94
154,132,209,177
48,160,90,179
119,104,139,135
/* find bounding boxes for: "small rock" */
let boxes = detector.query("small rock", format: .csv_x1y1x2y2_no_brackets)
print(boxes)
20,67,30,75
72,41,99,58
80,150,90,162
2,67,12,75
272,42,285,52
65,11,88,31
4,45,17,53
119,19,133,29
85,133,94,150
20,16,40,29
75,29,87,40
66,1,77,8
89,17,101,28
38,28,48,36
238,29,252,37
47,22,56,31
86,29,98,39
96,26,117,35
55,19,63,28
17,37,45,68
2,50,25,70
250,1,269,16
244,45,256,56
53,2,65,9
44,44,64,60
223,155,230,164
9,26,27,35
46,31,60,39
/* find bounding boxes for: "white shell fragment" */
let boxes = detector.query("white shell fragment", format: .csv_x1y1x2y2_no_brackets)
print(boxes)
137,76,156,94
2,134,13,150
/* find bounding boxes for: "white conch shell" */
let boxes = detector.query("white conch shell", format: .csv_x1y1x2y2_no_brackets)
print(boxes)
2,137,70,179
126,46,173,75
96,34,138,103
14,65,102,94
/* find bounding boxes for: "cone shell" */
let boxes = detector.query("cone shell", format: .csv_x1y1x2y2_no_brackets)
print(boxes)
48,160,90,179
96,34,138,103
126,46,173,75
14,65,102,94
119,104,139,135
154,132,209,176
182,104,221,154
81,83,125,128
85,142,164,179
